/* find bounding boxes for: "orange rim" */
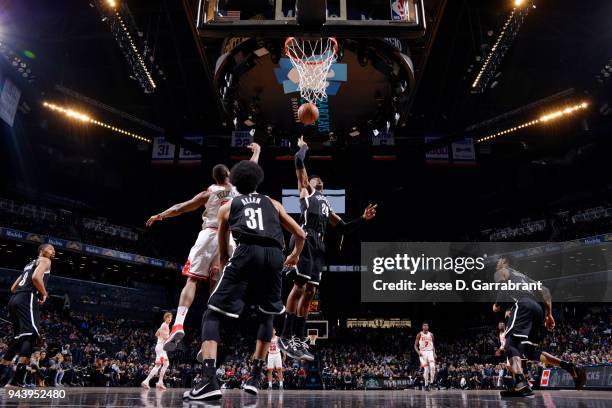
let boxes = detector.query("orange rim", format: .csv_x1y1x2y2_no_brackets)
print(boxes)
284,37,338,65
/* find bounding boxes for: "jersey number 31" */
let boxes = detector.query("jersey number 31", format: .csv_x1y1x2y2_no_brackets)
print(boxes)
245,207,264,231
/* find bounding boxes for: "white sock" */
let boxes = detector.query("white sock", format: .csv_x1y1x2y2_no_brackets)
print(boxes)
268,381,273,387
423,367,430,385
175,306,188,326
279,381,283,386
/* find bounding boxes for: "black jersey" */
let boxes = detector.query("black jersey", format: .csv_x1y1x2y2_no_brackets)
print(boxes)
14,258,50,295
299,190,331,235
495,267,541,304
229,193,284,248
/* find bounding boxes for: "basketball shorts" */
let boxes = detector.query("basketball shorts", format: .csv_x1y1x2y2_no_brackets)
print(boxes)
155,343,168,365
267,353,282,369
8,292,41,339
504,297,544,360
286,231,325,286
207,244,285,318
182,228,236,280
419,350,435,368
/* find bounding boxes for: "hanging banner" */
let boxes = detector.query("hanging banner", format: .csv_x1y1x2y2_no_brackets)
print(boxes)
178,135,204,166
231,130,254,148
425,136,449,165
151,137,176,165
452,138,476,165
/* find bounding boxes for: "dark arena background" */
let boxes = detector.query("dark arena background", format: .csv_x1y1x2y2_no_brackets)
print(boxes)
0,0,611,407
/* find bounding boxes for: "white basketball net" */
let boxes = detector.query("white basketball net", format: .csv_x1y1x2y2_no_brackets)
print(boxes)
284,37,338,104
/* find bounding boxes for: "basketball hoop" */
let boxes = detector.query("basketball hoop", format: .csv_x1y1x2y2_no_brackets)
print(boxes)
284,37,338,104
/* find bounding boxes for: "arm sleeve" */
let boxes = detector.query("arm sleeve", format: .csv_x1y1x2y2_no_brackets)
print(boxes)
335,216,365,234
294,145,308,170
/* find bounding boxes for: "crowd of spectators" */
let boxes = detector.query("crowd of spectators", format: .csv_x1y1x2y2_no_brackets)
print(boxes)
1,302,609,390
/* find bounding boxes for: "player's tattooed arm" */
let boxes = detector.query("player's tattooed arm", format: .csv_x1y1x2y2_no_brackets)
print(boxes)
216,204,232,269
146,190,211,226
248,143,261,163
32,257,50,304
295,136,311,196
272,199,306,266
414,332,421,356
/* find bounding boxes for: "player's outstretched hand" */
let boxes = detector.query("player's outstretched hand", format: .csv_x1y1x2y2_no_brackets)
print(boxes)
146,214,163,227
297,136,308,149
285,253,300,268
39,294,47,305
363,204,377,220
545,314,555,331
494,347,504,357
247,142,261,154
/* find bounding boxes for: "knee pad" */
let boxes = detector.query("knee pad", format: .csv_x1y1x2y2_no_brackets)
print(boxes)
256,314,275,342
202,309,222,342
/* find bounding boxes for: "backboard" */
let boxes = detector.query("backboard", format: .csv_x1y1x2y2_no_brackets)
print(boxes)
197,0,426,38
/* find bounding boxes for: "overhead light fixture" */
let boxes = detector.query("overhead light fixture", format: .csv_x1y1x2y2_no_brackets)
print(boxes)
476,101,589,143
472,3,531,93
43,101,152,143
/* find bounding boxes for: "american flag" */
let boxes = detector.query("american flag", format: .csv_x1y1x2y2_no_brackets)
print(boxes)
217,10,241,21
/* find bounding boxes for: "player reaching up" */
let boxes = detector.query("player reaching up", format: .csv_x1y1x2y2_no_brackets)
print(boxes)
146,143,261,352
279,136,377,360
141,312,173,390
183,160,305,401
267,328,284,390
414,322,436,391
492,255,586,397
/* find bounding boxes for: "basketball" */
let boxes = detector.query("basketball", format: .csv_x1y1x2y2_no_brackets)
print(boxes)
298,103,319,125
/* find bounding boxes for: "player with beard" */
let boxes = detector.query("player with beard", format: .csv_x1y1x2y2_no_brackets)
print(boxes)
278,136,377,360
146,144,260,352
493,255,586,397
0,244,54,387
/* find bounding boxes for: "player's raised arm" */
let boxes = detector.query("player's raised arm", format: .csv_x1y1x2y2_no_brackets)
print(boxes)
329,204,377,232
414,332,422,356
294,136,311,196
271,199,306,267
216,203,232,268
32,257,50,304
248,142,261,163
146,190,211,226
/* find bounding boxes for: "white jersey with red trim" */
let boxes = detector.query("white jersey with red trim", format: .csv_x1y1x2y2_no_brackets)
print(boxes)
419,331,434,352
202,184,238,229
156,322,170,345
268,336,280,355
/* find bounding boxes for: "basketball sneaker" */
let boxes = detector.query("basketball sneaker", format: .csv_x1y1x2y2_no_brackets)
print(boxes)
278,336,303,360
156,382,167,390
295,338,314,362
243,376,260,395
569,364,587,390
163,324,185,352
141,381,150,390
183,375,222,401
500,381,534,397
